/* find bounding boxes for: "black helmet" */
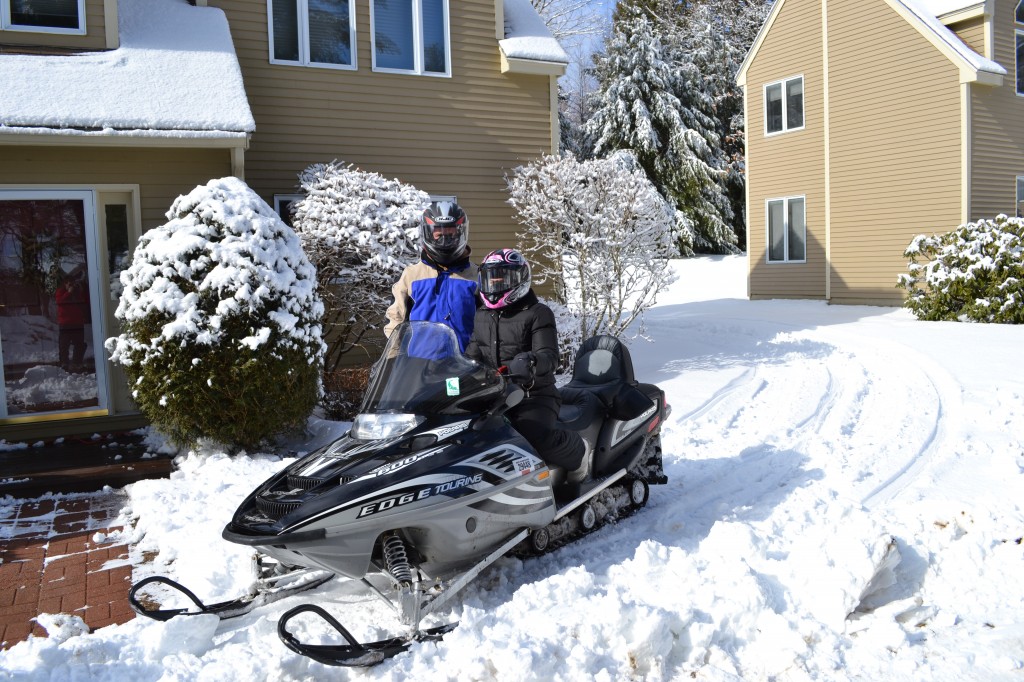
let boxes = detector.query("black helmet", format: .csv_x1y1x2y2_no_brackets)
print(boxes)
421,201,468,265
478,248,531,309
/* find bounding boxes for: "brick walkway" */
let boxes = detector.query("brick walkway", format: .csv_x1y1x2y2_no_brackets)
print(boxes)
0,490,135,649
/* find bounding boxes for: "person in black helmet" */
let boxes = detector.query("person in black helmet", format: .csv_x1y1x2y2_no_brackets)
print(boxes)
385,201,478,351
465,248,585,472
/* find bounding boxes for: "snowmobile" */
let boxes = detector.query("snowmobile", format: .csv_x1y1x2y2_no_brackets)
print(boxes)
129,320,668,666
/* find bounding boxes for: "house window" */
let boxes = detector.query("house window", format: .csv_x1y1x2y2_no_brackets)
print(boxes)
269,0,356,69
1017,30,1023,95
1,0,85,33
1016,0,1024,23
1017,176,1024,217
371,0,450,76
274,194,304,227
764,76,804,135
766,196,806,263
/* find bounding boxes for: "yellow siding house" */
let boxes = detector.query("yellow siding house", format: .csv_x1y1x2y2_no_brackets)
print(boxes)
737,0,1022,305
0,0,565,442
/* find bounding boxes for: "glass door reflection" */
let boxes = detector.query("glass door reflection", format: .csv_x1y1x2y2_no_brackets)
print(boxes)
0,195,101,417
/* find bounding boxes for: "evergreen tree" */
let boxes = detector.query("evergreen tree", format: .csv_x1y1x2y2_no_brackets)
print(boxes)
674,0,774,251
587,4,732,255
106,177,325,450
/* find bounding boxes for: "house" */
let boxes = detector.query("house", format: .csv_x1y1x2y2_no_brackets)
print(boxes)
0,0,566,443
737,0,1023,305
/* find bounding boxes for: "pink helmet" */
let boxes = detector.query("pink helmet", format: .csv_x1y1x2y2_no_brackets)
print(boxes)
478,249,531,309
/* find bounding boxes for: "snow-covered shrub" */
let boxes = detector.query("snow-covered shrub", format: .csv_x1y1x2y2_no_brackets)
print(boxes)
291,161,429,370
106,177,325,449
898,214,1024,323
507,151,679,365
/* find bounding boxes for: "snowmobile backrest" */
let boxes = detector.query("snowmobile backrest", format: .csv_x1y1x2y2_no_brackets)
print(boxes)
569,335,636,386
564,335,654,421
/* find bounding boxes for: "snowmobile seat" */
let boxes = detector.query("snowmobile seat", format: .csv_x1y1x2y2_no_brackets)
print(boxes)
561,335,654,421
557,386,604,431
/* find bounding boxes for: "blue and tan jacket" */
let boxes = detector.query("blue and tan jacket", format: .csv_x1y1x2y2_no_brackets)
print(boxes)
384,251,478,351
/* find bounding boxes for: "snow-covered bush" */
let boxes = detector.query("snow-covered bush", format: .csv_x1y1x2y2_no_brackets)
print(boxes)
507,151,678,365
898,214,1024,323
106,177,325,449
291,161,429,370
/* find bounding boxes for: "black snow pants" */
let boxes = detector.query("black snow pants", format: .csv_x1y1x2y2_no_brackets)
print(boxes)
508,393,585,471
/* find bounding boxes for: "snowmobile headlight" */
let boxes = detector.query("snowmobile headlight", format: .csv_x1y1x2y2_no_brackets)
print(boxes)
351,413,425,441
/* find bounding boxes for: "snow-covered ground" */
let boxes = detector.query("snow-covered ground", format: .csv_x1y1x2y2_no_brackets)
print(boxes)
3,255,1024,681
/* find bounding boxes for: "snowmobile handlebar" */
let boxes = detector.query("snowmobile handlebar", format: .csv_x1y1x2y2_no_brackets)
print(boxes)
471,374,524,431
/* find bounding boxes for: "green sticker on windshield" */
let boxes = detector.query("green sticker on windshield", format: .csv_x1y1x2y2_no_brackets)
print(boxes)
446,378,460,396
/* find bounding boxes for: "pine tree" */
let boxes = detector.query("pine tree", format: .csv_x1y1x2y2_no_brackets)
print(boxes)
587,4,732,255
674,0,774,251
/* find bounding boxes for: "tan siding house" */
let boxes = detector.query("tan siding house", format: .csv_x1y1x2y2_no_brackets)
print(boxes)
738,0,1020,305
0,0,565,443
209,0,561,250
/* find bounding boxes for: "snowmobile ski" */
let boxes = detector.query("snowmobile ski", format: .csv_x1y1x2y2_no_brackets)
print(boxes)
274,529,528,666
128,560,333,621
277,604,458,667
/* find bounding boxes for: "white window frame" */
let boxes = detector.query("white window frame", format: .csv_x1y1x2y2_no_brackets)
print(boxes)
765,195,807,264
1016,29,1024,97
763,75,805,136
370,0,451,77
1,0,85,35
267,0,357,71
0,188,110,420
273,194,304,226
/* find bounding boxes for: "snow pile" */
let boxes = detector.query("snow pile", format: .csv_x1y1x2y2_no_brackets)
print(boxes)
3,256,1024,680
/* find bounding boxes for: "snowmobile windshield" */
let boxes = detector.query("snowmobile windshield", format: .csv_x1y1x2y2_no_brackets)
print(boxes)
358,321,503,419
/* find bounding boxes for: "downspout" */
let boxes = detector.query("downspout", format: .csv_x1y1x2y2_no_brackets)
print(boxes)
961,81,971,223
231,145,246,181
822,0,832,301
742,83,751,299
550,75,560,155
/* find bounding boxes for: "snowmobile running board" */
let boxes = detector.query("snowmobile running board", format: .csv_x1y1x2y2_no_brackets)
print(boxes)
128,568,334,622
275,529,529,667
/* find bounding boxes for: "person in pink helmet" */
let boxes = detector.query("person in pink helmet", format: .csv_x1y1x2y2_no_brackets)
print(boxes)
465,249,584,471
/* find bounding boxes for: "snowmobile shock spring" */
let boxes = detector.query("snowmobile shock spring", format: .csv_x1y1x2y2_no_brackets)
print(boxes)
382,532,413,585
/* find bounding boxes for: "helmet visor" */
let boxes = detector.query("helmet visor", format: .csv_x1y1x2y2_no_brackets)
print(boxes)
479,264,523,295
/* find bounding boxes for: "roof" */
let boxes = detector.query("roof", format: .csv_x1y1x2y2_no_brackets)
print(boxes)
737,0,1005,87
914,0,985,18
0,0,254,141
500,0,569,66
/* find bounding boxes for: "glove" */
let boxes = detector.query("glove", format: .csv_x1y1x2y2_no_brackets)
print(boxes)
507,351,537,384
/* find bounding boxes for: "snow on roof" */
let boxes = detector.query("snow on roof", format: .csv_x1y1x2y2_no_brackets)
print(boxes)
899,0,1006,76
500,0,569,64
0,0,254,139
914,0,984,17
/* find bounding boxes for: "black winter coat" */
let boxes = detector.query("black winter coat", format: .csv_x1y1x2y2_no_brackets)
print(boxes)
464,290,559,398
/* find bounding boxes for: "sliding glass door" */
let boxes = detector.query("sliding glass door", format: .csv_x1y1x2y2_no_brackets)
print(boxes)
0,190,108,420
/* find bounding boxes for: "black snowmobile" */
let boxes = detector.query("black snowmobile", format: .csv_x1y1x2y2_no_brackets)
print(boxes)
129,321,668,666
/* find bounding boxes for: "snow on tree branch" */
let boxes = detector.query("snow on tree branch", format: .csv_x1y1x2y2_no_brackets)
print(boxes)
507,151,678,362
